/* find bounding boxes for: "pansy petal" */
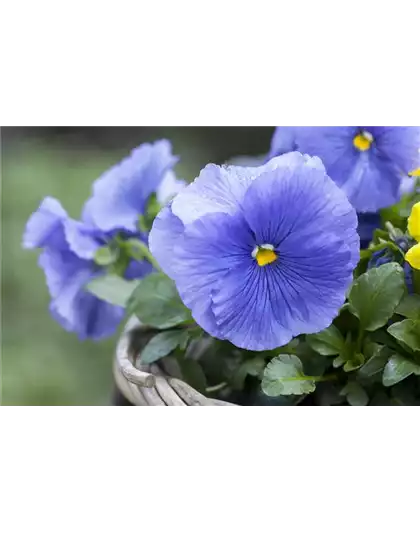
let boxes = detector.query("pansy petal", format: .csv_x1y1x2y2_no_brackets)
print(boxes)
171,211,255,336
272,238,354,334
241,153,359,265
83,140,178,232
38,248,87,299
400,176,416,196
64,219,102,260
22,197,68,250
171,152,309,225
149,204,185,278
341,153,401,212
367,127,420,173
211,237,352,352
156,170,186,205
50,268,124,341
211,263,296,351
294,127,358,172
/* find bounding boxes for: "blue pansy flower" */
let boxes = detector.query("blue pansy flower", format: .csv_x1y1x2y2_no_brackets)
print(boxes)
269,127,420,213
82,139,180,232
23,197,152,340
149,153,359,351
23,140,184,340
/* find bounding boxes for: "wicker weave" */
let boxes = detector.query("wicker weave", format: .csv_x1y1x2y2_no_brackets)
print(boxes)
114,317,237,406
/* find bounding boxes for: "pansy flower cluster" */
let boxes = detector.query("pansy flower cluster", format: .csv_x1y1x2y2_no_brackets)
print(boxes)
24,128,420,406
23,140,184,340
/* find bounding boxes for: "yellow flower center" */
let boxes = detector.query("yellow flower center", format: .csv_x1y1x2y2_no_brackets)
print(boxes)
353,130,373,152
409,167,420,177
252,245,277,267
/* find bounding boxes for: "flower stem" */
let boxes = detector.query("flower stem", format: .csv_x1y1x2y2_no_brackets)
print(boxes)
205,382,228,393
314,374,338,383
122,239,162,272
140,245,162,272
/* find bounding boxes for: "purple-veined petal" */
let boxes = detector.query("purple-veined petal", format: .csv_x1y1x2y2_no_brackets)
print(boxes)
367,127,420,173
156,170,186,205
149,204,185,278
64,219,103,260
83,140,178,232
241,154,359,265
22,197,68,250
50,267,124,341
171,152,313,226
38,248,88,299
170,211,255,337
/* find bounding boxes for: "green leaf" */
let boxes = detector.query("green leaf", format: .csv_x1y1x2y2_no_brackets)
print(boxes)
261,354,316,396
94,245,119,266
387,319,420,352
332,354,346,368
177,357,207,393
340,382,369,406
343,352,364,372
358,344,390,378
395,294,420,319
86,275,138,307
382,354,420,386
333,333,355,369
372,228,390,243
127,273,192,329
348,262,405,331
369,329,407,354
186,326,204,341
306,324,345,356
140,330,189,364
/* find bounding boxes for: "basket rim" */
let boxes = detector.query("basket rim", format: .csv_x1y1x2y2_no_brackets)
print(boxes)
114,317,237,406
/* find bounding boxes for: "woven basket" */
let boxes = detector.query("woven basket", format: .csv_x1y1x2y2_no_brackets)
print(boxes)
113,317,237,406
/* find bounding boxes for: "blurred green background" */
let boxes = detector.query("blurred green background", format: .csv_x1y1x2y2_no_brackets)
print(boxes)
1,127,273,405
